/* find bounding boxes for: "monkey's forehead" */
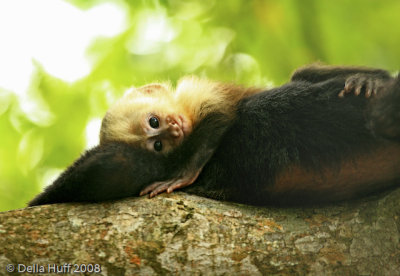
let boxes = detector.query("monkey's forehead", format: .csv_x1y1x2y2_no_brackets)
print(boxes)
109,92,174,115
102,113,145,145
124,82,173,97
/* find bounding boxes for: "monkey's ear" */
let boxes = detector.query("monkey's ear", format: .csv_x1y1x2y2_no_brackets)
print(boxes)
28,143,166,206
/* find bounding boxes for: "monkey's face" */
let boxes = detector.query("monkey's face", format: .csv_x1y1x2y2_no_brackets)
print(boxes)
142,112,191,153
100,83,192,154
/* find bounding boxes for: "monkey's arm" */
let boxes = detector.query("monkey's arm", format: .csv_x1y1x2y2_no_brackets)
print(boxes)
291,64,391,84
140,112,231,197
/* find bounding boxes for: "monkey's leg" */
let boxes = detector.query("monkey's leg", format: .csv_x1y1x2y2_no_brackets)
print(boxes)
291,64,391,84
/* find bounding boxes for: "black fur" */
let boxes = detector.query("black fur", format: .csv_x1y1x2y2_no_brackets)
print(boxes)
29,66,400,207
28,113,227,206
291,64,391,83
163,112,233,179
188,78,397,205
28,143,167,206
369,75,400,141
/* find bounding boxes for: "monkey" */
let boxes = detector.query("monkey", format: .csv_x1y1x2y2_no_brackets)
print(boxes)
100,77,261,197
28,65,400,207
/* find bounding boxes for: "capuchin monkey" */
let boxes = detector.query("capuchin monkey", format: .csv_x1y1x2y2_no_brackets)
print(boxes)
100,77,261,197
28,65,400,207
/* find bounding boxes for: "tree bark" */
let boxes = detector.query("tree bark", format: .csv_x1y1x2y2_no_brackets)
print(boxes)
1,189,399,275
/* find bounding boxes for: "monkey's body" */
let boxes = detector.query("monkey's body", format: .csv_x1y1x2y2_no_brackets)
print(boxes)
187,77,400,205
29,65,400,207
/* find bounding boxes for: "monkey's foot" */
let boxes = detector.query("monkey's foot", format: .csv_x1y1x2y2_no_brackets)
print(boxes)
139,171,201,198
339,74,386,98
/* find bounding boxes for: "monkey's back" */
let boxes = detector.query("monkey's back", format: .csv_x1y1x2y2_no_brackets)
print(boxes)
188,79,400,205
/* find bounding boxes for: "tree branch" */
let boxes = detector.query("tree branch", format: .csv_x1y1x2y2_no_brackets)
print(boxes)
1,189,399,275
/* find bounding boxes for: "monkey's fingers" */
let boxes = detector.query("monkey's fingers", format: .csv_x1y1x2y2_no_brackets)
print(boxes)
339,78,357,98
139,170,201,198
139,181,166,196
365,79,384,98
365,80,384,98
344,75,364,96
148,171,200,197
339,74,386,98
165,171,201,194
365,79,374,98
149,181,175,198
338,89,346,98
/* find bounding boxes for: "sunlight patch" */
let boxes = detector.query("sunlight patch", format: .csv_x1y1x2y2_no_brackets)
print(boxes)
0,0,127,94
85,117,102,149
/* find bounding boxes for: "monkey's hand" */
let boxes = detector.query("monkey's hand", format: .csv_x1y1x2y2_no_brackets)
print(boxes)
339,73,389,98
139,170,202,198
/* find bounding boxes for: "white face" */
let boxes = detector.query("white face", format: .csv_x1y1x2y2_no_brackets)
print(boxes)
142,112,191,153
100,81,193,153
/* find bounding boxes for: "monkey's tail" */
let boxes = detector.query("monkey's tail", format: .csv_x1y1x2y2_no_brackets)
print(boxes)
370,74,400,141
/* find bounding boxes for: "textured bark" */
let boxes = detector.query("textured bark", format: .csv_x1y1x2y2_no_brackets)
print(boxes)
1,189,400,275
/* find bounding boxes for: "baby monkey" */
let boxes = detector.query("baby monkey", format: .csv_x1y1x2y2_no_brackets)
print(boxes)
28,65,399,207
100,77,260,196
100,65,392,198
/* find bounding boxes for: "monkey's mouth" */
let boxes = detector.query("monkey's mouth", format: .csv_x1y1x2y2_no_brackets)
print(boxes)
166,115,185,144
167,115,192,146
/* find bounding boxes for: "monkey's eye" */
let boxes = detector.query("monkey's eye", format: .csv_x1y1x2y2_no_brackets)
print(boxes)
154,140,163,152
149,116,160,129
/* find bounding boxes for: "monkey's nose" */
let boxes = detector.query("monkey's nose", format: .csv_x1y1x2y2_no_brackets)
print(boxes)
168,124,181,138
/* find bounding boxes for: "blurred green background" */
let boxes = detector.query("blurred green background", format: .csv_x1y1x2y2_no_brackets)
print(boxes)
0,0,399,212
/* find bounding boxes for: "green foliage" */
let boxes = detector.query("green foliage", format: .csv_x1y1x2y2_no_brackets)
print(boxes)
1,0,399,211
